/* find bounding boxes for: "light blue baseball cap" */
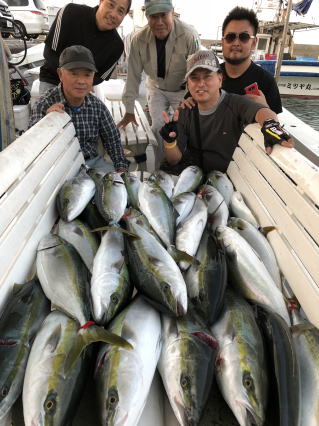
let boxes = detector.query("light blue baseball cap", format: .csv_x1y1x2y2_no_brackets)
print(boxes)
144,0,173,16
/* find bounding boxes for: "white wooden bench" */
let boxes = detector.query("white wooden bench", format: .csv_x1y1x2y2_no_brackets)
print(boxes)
0,112,83,309
105,99,157,172
1,117,319,425
228,123,319,329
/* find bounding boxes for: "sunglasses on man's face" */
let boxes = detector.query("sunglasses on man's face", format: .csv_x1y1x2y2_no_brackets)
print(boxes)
223,32,255,43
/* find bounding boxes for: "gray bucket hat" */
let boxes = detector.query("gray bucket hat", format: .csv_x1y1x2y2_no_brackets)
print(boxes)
144,0,173,16
59,45,97,72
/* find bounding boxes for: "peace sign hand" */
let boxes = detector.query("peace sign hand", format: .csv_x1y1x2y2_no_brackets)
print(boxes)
159,110,179,143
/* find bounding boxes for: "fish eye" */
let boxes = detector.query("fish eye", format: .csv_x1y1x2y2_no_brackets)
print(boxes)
243,372,254,390
107,389,119,408
1,386,9,397
180,374,191,389
44,393,57,413
111,293,119,304
162,283,170,293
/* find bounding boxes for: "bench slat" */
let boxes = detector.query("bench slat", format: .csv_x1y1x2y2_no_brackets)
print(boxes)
0,124,77,236
243,123,319,205
0,112,72,196
0,143,83,306
105,100,157,171
239,133,319,245
228,160,319,329
231,148,319,286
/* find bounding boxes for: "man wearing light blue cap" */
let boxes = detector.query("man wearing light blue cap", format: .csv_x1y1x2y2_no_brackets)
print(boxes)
118,0,200,166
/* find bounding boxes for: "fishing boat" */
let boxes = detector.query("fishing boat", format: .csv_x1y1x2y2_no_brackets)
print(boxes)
253,0,319,97
1,29,319,425
255,56,319,97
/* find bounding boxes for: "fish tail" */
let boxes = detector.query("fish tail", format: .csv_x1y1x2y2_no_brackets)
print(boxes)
63,324,132,373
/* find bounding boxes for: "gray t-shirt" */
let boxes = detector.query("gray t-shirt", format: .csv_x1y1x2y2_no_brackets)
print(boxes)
176,90,264,173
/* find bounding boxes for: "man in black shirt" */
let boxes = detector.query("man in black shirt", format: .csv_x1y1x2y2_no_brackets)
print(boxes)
159,50,293,175
221,6,282,114
39,0,131,95
183,7,282,115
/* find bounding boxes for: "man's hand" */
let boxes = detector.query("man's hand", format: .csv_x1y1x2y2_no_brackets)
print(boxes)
261,119,294,154
117,113,138,129
46,103,65,114
159,110,179,143
245,89,269,108
179,96,196,110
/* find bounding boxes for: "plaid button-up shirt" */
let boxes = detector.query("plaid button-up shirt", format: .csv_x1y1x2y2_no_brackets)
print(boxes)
29,85,129,170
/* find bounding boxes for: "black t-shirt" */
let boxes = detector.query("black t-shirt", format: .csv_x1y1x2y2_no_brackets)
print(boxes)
221,61,282,114
40,3,124,86
176,91,264,173
156,35,169,79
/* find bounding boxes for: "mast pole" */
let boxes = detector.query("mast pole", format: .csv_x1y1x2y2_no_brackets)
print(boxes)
274,0,293,81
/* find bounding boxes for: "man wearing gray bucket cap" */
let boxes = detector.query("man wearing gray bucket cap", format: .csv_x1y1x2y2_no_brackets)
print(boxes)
159,50,294,174
118,0,200,166
29,45,129,173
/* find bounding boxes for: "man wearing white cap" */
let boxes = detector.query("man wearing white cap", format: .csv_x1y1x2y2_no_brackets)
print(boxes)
160,50,294,174
118,0,200,165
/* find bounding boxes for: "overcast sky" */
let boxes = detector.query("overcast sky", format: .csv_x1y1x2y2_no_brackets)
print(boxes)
47,0,319,45
131,0,319,44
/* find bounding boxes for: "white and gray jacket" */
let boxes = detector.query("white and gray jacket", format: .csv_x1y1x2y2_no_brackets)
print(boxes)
122,19,200,114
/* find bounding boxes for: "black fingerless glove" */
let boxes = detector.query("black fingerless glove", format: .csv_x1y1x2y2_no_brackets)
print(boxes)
261,119,291,149
159,120,178,143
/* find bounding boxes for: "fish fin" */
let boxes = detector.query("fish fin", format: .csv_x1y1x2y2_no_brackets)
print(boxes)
290,323,315,335
192,332,219,350
92,225,140,239
259,226,276,236
121,323,137,342
46,324,62,353
63,324,132,373
12,283,27,294
168,246,199,266
114,258,125,271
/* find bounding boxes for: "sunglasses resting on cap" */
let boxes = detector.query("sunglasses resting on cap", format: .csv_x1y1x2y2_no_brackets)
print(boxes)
223,32,255,43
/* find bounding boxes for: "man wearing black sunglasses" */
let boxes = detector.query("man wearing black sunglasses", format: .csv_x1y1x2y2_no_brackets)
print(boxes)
221,6,282,114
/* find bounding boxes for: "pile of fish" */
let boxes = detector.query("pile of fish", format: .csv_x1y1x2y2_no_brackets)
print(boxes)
0,165,318,426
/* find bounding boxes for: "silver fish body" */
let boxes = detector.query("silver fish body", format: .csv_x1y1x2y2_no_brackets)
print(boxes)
0,280,49,420
95,172,127,223
148,170,175,199
158,310,218,426
206,170,234,207
123,172,141,209
124,220,188,316
138,180,177,248
254,304,300,426
215,226,290,324
172,192,196,226
230,191,258,227
95,296,162,426
56,165,96,222
185,231,227,325
36,234,91,326
56,218,99,273
211,291,268,426
200,184,229,232
23,311,89,426
173,165,203,198
228,217,281,288
91,229,132,325
176,196,207,271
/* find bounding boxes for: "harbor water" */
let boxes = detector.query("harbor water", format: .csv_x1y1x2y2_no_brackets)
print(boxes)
282,97,319,131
